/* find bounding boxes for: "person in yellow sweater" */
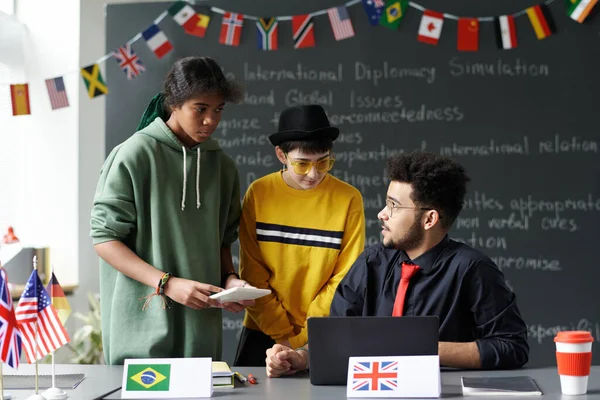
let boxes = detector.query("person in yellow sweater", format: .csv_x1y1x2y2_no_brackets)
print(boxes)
234,105,366,366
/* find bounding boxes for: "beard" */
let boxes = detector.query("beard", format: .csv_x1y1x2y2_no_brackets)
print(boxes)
382,212,425,251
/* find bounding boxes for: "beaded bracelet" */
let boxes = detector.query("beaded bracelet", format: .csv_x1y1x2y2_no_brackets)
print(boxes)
140,272,173,311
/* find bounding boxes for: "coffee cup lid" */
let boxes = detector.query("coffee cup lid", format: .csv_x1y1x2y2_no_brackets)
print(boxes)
555,331,594,344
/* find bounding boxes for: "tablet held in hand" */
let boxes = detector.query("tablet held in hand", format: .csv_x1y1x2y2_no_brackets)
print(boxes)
209,287,271,303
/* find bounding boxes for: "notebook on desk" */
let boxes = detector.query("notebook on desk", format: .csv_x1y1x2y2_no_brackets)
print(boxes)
212,361,234,389
461,376,543,396
307,316,439,385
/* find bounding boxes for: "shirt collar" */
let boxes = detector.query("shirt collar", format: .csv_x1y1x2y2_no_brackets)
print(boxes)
399,235,450,273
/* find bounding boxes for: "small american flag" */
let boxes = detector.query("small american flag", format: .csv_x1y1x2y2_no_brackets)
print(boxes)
15,270,69,363
113,44,146,80
352,360,398,391
0,268,22,369
45,77,69,110
328,6,355,41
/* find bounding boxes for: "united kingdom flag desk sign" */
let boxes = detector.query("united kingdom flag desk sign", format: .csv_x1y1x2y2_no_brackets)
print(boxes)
347,356,440,398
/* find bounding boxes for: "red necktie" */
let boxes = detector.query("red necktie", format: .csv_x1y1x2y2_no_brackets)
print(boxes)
392,262,420,316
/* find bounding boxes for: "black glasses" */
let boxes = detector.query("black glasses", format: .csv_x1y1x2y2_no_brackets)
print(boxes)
385,199,431,218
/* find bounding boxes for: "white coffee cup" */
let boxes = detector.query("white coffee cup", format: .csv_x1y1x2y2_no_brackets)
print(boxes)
555,331,594,395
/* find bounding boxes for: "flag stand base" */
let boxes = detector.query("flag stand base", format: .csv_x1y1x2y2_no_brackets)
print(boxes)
43,387,67,399
25,394,48,400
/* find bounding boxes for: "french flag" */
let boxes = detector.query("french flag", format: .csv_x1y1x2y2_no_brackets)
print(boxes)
142,24,173,59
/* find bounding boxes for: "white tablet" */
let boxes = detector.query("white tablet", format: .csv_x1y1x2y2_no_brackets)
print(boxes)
209,287,271,303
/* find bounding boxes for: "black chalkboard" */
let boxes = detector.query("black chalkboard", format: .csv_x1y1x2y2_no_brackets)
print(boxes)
105,0,600,367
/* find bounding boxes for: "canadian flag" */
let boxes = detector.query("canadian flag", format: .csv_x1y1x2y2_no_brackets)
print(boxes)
418,10,444,45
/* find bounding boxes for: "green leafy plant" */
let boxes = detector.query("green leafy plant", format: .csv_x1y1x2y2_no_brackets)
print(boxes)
68,292,104,364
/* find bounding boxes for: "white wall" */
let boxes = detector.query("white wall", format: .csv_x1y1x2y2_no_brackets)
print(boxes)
14,0,80,286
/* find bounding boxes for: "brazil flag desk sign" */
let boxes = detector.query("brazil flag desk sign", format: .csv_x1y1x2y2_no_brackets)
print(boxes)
122,358,212,399
347,356,441,398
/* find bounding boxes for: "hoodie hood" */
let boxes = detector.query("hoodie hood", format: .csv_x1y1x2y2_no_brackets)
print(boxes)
138,117,222,153
138,117,224,210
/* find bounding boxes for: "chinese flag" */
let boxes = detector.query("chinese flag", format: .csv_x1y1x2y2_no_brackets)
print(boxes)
10,84,31,116
457,18,479,51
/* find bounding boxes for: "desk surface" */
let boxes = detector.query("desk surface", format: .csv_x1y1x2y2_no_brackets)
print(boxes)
2,363,122,399
104,366,600,399
3,364,599,399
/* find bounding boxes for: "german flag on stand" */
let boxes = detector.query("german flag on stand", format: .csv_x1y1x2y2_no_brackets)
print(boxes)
47,272,72,324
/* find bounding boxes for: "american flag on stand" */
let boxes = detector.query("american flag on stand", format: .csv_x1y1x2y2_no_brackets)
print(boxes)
45,77,70,110
15,270,70,363
351,360,398,391
327,6,355,41
0,268,22,369
113,44,146,80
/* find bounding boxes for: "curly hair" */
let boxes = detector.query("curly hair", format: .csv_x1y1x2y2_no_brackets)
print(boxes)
386,151,470,229
278,138,333,154
163,56,244,110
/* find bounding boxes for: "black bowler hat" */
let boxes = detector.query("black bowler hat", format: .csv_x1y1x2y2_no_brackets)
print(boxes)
268,105,339,146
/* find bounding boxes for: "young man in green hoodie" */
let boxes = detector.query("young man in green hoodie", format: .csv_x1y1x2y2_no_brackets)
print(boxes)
90,56,252,365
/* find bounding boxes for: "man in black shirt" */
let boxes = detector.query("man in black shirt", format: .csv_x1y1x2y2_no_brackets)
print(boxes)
265,152,529,377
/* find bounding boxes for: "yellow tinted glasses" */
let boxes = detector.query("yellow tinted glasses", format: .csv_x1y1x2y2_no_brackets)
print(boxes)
285,153,335,175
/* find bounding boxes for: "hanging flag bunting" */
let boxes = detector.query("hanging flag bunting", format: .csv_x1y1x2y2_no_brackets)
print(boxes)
292,14,316,49
7,0,586,113
113,44,146,80
45,77,70,110
256,17,278,50
361,0,385,26
10,84,31,116
568,0,597,23
142,24,173,59
495,15,518,50
457,18,479,51
186,13,211,37
220,12,244,46
380,0,409,29
168,1,201,32
526,4,555,40
418,10,444,45
328,6,355,40
81,64,109,99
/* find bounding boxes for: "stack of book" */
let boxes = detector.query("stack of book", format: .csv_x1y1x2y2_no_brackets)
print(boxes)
212,361,234,389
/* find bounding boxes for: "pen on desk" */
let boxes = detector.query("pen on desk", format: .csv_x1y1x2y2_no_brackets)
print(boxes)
248,373,257,385
234,372,247,383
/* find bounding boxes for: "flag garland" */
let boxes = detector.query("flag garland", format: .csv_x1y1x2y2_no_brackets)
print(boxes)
6,0,594,116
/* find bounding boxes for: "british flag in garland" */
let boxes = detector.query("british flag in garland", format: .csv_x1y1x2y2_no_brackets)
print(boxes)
0,268,22,369
113,44,145,80
352,361,398,391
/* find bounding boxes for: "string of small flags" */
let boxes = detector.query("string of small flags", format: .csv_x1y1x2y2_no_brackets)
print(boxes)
7,0,597,116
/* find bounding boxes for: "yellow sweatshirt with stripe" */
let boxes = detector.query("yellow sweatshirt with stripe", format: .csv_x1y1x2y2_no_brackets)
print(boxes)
240,172,365,349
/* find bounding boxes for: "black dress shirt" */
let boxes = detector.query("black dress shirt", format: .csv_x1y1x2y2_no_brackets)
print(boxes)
330,235,529,369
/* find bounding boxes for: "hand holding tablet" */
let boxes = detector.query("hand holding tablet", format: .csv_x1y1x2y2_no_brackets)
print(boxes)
209,287,271,303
